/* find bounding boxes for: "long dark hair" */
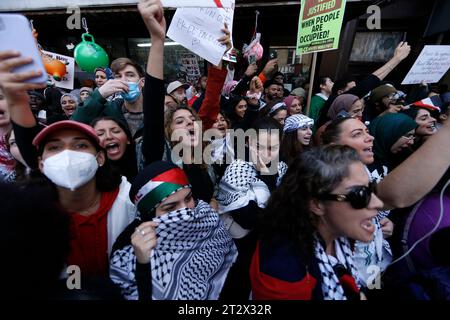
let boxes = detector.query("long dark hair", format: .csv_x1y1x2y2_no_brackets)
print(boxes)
280,130,309,166
260,145,361,259
91,116,138,183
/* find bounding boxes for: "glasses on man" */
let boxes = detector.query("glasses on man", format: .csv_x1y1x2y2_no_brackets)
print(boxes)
317,182,376,209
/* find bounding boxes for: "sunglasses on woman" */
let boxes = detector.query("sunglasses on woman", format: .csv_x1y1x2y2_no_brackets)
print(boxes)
318,182,376,209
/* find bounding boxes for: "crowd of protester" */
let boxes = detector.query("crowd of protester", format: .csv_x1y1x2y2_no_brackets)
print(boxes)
0,0,450,300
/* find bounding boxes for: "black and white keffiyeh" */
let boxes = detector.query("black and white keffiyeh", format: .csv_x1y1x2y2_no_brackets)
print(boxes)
283,114,314,133
314,235,361,300
216,159,288,213
110,200,238,300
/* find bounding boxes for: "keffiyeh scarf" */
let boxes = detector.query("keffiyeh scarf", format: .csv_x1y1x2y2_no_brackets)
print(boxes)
283,114,314,133
314,236,361,300
0,134,15,183
216,159,288,213
110,201,237,300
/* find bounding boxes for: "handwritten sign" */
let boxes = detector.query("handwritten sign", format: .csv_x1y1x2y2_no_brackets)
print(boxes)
296,0,347,54
402,45,450,85
180,53,201,82
167,1,235,66
0,0,233,11
162,0,233,7
41,50,75,90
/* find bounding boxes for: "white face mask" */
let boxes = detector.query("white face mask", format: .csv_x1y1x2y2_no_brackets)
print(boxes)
43,150,99,191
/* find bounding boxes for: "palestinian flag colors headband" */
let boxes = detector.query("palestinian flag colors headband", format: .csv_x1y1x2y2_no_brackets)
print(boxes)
134,168,190,213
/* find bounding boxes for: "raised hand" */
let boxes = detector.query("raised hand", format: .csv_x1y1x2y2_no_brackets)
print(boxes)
98,79,129,99
0,51,46,107
393,41,411,61
138,0,166,42
218,23,232,52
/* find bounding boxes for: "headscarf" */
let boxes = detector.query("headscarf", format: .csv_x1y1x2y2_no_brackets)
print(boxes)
94,67,114,80
216,159,288,213
284,95,300,109
129,161,190,216
269,102,287,116
283,114,314,133
110,200,238,300
327,94,360,121
60,92,80,106
369,113,417,162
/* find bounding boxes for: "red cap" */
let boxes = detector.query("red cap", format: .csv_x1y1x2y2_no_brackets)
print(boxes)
32,120,99,148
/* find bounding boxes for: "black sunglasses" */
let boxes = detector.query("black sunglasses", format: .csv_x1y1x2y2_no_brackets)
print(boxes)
318,182,376,209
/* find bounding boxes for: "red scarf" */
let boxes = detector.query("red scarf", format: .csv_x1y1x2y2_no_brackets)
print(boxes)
67,187,119,278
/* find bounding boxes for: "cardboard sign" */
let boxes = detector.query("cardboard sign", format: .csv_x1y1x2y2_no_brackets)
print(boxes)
167,1,234,66
402,45,450,85
41,50,75,90
296,0,347,54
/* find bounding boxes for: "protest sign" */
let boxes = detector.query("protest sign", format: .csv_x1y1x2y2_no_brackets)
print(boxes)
296,0,347,55
41,50,75,90
401,45,450,85
167,1,234,66
162,0,233,8
0,0,233,11
180,53,201,82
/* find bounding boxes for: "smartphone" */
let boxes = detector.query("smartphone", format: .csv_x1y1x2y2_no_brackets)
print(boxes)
269,49,278,60
248,54,257,65
0,14,47,83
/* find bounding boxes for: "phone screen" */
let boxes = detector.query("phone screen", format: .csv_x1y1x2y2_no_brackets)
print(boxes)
269,50,278,59
248,54,256,64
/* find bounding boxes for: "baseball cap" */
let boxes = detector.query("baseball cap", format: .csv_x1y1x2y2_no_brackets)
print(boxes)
167,81,189,95
32,120,99,148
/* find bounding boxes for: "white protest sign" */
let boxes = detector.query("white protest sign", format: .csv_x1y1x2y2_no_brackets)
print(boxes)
167,1,235,66
162,0,233,8
41,50,75,90
0,0,233,11
402,45,450,85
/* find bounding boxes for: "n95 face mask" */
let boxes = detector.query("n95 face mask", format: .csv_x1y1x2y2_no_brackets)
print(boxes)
43,150,99,191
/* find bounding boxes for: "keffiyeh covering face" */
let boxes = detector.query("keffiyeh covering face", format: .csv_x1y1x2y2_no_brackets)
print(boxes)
314,235,361,300
283,114,314,133
216,159,288,213
110,200,238,300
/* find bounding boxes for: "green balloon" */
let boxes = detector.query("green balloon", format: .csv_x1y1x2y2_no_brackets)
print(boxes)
74,33,109,72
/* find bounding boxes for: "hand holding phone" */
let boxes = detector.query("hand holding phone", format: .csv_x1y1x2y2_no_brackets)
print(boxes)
248,54,257,65
0,14,47,84
269,49,278,60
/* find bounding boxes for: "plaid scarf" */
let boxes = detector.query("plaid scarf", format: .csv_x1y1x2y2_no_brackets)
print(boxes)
110,201,237,300
314,235,361,300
